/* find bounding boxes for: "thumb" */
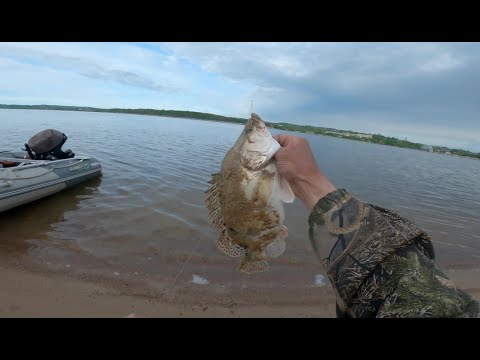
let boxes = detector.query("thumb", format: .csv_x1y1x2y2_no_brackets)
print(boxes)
273,134,290,146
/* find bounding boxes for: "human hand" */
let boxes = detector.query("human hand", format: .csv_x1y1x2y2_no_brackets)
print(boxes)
273,134,336,210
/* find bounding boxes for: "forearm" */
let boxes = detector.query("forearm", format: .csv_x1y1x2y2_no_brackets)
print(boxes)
308,189,479,318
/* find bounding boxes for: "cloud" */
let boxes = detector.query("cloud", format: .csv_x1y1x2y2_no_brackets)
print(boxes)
0,43,180,93
159,42,480,149
1,42,479,150
161,42,474,109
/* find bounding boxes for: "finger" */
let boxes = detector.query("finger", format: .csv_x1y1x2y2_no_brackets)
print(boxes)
273,146,286,158
273,134,290,146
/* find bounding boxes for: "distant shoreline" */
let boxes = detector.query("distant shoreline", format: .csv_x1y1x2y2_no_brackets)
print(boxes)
1,104,479,160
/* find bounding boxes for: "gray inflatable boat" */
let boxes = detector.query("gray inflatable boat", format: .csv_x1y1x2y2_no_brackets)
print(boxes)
0,129,102,213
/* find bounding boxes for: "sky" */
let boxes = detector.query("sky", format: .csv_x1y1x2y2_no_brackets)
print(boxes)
1,42,479,151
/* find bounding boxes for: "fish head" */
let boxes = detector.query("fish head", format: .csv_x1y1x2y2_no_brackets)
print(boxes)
235,113,280,170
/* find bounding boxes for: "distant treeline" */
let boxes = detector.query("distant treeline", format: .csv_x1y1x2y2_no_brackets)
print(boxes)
0,104,249,124
370,134,423,150
370,135,480,159
1,104,479,160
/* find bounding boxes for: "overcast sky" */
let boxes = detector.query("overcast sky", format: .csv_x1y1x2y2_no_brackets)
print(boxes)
1,42,479,151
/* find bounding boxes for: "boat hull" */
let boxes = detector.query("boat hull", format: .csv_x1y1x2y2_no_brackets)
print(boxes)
0,152,102,213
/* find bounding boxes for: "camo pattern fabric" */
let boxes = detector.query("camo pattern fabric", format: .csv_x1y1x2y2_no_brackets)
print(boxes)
308,189,479,318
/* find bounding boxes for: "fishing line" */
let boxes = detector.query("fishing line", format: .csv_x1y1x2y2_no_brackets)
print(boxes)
160,234,203,302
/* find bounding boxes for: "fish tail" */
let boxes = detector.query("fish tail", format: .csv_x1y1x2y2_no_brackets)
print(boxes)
238,258,270,275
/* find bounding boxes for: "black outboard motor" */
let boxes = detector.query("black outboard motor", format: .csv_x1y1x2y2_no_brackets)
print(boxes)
24,129,75,160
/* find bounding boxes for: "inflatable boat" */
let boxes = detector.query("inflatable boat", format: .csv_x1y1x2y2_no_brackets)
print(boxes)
0,129,102,213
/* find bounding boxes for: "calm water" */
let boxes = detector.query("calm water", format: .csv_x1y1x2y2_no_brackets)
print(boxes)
1,109,479,290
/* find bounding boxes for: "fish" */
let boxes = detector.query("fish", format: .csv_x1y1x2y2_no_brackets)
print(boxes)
206,113,295,274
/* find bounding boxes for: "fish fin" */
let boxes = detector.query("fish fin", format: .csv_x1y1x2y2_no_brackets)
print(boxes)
265,225,288,258
216,233,244,258
207,173,245,258
265,237,287,258
206,173,224,231
264,137,281,162
279,177,295,203
238,258,270,274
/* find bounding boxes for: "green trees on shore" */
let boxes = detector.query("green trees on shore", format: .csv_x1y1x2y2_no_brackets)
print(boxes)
1,104,478,160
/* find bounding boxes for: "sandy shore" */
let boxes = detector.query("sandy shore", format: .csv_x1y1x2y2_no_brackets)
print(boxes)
2,255,478,318
0,257,337,318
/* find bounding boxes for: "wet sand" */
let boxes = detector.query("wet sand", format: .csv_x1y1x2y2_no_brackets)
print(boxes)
0,258,337,318
2,254,479,318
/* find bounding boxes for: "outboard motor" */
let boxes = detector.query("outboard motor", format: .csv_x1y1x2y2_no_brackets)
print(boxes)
24,129,75,160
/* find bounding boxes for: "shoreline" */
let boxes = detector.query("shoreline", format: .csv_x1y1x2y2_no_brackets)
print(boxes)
1,252,478,317
1,105,478,160
0,255,337,318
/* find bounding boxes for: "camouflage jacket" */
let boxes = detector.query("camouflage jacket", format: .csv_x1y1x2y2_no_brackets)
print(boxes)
308,189,479,318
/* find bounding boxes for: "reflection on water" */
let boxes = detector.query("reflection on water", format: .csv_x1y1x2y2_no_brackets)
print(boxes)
0,109,479,291
0,176,102,254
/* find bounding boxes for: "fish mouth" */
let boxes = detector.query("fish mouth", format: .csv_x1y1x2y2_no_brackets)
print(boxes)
249,113,267,133
250,113,265,126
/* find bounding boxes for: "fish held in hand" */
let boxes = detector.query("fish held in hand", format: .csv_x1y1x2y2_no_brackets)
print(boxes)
206,113,295,274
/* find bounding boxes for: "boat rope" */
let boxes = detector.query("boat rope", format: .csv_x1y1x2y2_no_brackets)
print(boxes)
1,167,55,185
50,159,84,170
0,158,85,185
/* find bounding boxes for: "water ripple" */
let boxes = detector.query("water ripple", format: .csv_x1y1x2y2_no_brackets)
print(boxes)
1,109,479,276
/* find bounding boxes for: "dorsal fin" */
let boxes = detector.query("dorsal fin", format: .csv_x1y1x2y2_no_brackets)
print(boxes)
206,173,245,259
206,173,224,231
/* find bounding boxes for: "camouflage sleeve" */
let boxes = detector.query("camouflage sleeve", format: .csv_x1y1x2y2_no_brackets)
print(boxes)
308,189,479,318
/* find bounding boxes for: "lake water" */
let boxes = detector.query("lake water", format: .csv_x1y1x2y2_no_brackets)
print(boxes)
1,109,479,294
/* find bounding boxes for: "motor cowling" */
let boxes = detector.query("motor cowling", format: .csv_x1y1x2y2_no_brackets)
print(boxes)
25,129,75,160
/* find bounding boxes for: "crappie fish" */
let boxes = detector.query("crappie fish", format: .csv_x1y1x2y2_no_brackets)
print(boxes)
206,113,295,274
